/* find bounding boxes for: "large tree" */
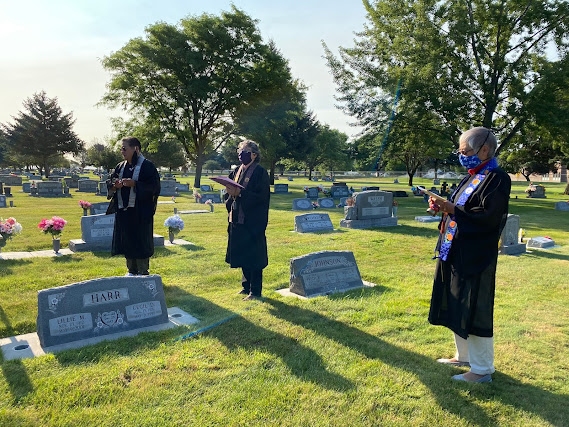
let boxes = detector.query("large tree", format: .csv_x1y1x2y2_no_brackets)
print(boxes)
325,0,569,154
86,143,123,171
233,42,307,183
3,91,84,177
101,7,285,187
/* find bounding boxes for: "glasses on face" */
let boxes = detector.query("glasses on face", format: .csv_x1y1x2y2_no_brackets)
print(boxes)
454,147,475,156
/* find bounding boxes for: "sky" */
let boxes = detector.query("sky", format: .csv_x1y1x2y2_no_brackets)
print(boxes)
0,0,368,145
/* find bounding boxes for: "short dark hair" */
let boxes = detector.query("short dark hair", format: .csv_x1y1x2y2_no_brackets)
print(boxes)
122,136,141,150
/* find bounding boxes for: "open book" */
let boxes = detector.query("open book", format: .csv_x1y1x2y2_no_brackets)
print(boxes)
416,186,447,202
210,176,245,189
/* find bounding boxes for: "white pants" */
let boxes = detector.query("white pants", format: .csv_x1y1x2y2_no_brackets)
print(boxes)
454,333,495,375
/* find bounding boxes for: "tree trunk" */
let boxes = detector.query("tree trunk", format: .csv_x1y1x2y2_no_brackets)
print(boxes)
308,168,313,181
269,159,276,185
563,183,569,195
434,159,439,179
193,153,204,188
408,175,414,187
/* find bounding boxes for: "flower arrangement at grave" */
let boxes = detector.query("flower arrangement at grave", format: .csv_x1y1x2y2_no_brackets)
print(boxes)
312,202,319,209
164,215,184,243
79,200,92,209
0,217,22,250
392,200,399,207
38,216,67,239
171,196,176,203
303,186,309,193
193,189,202,202
346,197,355,207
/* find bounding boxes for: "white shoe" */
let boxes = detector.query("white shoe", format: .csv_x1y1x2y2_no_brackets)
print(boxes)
125,272,135,277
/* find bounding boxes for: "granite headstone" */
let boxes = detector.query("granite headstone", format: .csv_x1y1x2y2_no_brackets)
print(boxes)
36,275,169,348
317,198,336,209
527,237,555,249
499,214,526,255
292,198,314,211
77,179,99,193
0,195,6,208
294,213,334,233
200,193,222,204
36,181,65,197
340,190,397,229
273,183,289,194
305,187,319,199
160,180,178,197
289,251,364,297
554,201,569,211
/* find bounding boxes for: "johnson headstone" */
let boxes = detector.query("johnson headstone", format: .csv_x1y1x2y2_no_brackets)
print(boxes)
289,251,364,297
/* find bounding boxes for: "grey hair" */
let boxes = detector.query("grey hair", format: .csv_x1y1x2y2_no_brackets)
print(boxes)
460,127,497,158
238,139,261,162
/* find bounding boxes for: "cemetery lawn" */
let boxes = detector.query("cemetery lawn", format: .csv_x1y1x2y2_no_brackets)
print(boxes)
1,177,568,426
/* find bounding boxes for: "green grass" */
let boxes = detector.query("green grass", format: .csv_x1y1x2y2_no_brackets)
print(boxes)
1,176,568,426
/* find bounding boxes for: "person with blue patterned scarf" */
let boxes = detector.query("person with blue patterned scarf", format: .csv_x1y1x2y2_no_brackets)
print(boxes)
428,127,511,383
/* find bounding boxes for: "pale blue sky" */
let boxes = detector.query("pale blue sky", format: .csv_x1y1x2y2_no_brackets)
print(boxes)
1,1,368,144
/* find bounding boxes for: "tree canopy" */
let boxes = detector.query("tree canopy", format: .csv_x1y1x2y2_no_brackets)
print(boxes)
325,0,569,154
101,6,292,187
2,91,84,176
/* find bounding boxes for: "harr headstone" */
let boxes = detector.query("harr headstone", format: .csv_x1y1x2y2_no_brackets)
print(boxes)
36,275,169,348
289,250,364,297
499,214,526,255
294,213,334,233
292,198,314,211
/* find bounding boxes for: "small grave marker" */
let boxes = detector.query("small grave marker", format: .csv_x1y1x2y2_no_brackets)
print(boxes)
294,213,334,233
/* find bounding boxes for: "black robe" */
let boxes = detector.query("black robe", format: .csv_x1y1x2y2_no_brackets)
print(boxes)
428,164,510,339
225,163,270,270
106,158,160,259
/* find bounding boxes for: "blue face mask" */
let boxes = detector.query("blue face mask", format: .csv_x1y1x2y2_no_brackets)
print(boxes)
459,153,482,169
239,150,253,165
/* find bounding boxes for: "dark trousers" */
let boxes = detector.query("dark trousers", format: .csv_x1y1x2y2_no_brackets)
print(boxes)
241,268,263,297
126,258,150,275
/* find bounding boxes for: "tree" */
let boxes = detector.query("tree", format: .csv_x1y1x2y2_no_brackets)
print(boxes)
87,143,122,171
324,0,569,155
3,91,84,177
500,124,569,181
303,125,348,180
234,42,307,183
101,7,283,187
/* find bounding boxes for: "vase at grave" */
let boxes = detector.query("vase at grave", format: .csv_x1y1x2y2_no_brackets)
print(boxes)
53,238,60,254
83,208,88,216
169,231,175,244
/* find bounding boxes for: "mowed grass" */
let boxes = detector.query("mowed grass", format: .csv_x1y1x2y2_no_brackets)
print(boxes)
1,176,568,426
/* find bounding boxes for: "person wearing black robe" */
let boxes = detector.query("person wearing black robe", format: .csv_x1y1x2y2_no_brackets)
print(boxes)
224,140,270,301
106,137,160,275
428,127,510,383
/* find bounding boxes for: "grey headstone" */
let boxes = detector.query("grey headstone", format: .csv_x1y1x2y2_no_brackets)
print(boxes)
77,180,99,193
200,184,212,192
200,193,222,204
176,183,190,192
160,180,178,197
89,202,110,215
339,197,349,207
0,175,22,186
293,198,314,211
68,213,164,252
36,181,65,197
22,182,31,193
356,191,392,219
415,216,440,223
97,182,108,197
0,195,6,208
305,187,319,199
36,275,169,348
317,198,336,209
555,201,569,211
273,183,289,194
330,185,350,198
289,251,364,297
530,186,546,198
499,214,526,255
294,213,334,233
527,237,555,249
433,179,440,185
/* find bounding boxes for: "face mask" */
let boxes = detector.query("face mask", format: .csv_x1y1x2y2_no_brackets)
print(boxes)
239,151,253,165
459,153,482,169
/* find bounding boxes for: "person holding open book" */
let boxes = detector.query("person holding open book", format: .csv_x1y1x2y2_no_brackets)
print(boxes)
427,127,511,383
223,140,270,301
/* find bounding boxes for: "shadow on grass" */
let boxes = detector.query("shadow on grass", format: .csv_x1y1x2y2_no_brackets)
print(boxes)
523,250,569,261
0,304,34,403
0,258,33,275
48,285,352,391
265,298,568,426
